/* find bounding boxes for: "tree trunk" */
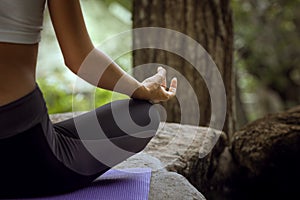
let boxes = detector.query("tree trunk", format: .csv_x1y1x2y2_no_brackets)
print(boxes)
132,0,235,136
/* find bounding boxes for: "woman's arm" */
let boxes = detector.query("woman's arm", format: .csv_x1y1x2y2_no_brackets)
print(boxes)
47,0,176,102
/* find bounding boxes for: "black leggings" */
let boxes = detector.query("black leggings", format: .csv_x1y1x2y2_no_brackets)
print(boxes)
0,84,160,199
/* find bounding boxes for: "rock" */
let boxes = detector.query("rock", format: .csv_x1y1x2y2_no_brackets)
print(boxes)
114,152,165,171
148,170,205,200
115,153,206,200
144,123,228,196
230,106,300,199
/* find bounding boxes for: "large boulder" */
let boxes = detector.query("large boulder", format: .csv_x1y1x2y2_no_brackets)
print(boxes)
143,122,227,196
230,106,300,199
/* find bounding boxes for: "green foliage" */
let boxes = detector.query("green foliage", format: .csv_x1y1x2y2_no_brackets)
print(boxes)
233,0,300,120
37,79,128,114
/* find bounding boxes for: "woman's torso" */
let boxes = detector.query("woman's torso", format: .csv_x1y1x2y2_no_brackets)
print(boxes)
0,0,46,106
0,43,38,106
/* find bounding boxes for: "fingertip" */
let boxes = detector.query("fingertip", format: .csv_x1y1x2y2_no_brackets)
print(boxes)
171,77,178,87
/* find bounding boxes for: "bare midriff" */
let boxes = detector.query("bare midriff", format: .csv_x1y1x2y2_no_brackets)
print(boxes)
0,42,38,106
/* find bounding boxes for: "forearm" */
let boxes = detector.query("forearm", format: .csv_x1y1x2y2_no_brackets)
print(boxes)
75,48,149,99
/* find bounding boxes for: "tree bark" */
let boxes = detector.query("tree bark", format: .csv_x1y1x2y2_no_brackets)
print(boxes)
132,0,235,136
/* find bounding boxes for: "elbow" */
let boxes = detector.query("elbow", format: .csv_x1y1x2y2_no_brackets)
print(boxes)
64,57,81,74
62,43,95,75
63,48,94,75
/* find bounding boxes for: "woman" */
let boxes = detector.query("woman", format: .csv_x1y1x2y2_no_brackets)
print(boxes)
0,0,177,198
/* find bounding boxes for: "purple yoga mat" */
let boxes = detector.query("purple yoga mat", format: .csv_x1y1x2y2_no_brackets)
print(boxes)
17,168,151,200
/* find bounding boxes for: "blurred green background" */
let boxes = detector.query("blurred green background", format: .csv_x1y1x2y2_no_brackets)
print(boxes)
37,0,300,126
233,0,300,126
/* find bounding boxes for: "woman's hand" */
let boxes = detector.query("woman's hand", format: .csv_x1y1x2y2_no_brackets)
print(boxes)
133,66,177,103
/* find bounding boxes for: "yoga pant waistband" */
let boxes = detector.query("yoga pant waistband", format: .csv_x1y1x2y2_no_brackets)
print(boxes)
0,84,47,139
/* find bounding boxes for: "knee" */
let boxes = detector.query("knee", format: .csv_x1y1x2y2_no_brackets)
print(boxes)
100,98,161,153
129,99,160,133
119,99,160,153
